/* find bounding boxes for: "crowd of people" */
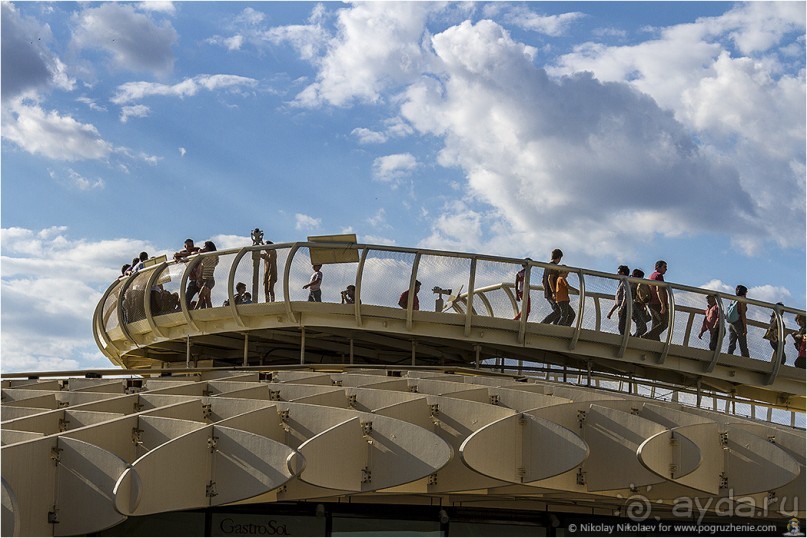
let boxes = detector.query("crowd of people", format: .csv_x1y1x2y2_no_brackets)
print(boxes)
119,239,805,369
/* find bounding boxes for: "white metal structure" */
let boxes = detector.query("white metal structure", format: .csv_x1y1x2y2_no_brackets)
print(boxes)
2,241,804,536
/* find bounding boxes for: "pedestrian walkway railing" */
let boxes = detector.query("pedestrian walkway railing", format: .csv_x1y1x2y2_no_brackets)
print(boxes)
94,241,805,409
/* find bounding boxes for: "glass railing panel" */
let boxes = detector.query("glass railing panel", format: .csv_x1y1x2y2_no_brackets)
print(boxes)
413,253,471,314
122,270,152,323
152,263,184,317
469,260,522,319
359,248,417,308
102,280,124,332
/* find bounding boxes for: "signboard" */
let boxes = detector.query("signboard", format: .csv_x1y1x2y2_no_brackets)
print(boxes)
307,234,360,265
211,513,325,537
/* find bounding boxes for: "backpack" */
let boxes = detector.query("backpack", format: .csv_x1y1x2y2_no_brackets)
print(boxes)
635,283,652,304
726,301,740,324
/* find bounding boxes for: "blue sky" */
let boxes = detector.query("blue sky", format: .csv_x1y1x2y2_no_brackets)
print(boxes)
1,1,805,372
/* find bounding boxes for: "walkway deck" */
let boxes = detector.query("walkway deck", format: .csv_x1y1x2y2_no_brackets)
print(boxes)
93,241,805,412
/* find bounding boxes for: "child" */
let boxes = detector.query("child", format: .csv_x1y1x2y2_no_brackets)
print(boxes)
698,295,720,351
303,264,323,302
555,269,575,326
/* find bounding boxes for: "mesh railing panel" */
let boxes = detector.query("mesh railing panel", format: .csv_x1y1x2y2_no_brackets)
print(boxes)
414,254,471,314
463,260,519,318
359,249,416,308
670,288,713,350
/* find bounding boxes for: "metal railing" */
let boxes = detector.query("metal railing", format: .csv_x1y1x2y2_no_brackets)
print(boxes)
94,241,806,386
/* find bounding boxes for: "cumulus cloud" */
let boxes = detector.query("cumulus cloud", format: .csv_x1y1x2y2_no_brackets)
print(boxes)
290,3,437,107
0,227,164,372
1,2,74,101
120,104,150,123
352,127,387,144
295,213,322,230
372,153,418,184
2,101,113,161
111,74,258,104
494,4,586,36
70,3,178,75
284,3,802,260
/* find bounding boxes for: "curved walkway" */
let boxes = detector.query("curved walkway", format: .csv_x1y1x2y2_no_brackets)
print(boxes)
94,241,805,410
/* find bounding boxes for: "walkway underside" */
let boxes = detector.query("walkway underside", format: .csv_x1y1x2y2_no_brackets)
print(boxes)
109,302,805,411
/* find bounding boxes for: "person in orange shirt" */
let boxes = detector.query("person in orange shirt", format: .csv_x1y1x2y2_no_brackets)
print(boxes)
555,268,575,326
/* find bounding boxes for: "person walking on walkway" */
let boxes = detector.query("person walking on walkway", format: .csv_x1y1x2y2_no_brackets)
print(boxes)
540,249,564,324
642,260,669,341
607,265,630,335
726,285,749,357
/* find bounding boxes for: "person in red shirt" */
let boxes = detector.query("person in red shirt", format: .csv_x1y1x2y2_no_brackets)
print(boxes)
642,260,669,341
698,294,720,351
398,280,421,310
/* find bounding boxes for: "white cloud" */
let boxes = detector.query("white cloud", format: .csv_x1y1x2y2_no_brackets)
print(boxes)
1,2,74,101
290,3,437,107
77,96,107,112
352,127,387,144
496,5,586,36
295,213,322,230
2,100,113,161
66,169,105,190
71,3,178,75
367,208,387,228
372,153,418,184
0,227,169,372
179,147,187,157
120,104,150,123
111,74,258,104
137,2,176,16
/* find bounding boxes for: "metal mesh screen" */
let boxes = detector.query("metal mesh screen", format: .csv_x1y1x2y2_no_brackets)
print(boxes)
359,249,416,308
122,270,151,323
468,260,521,319
414,254,471,314
670,288,713,351
578,273,618,334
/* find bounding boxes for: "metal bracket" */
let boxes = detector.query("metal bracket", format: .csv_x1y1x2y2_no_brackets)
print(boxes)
630,407,640,415
202,403,212,420
331,379,343,387
58,418,70,432
408,385,419,393
767,435,776,444
50,446,63,465
719,432,729,448
361,467,372,484
132,427,144,446
347,394,358,407
361,421,373,436
576,468,586,486
206,481,218,498
208,435,218,453
48,508,59,524
489,394,500,406
429,404,440,418
428,473,438,486
133,400,144,413
719,472,729,489
269,389,282,401
577,410,587,428
518,414,528,426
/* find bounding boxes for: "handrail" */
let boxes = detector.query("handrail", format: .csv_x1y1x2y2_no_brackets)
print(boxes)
92,241,806,394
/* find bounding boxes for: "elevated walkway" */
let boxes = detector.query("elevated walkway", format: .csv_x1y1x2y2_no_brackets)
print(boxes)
93,241,805,412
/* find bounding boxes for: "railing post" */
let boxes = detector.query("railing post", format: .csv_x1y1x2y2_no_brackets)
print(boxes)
406,253,422,330
464,258,477,338
354,247,369,327
765,306,785,385
657,285,675,364
705,296,726,373
617,275,631,358
569,270,585,351
283,244,301,324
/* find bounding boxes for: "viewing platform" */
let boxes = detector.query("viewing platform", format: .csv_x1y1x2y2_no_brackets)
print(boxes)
2,239,804,536
93,240,805,415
